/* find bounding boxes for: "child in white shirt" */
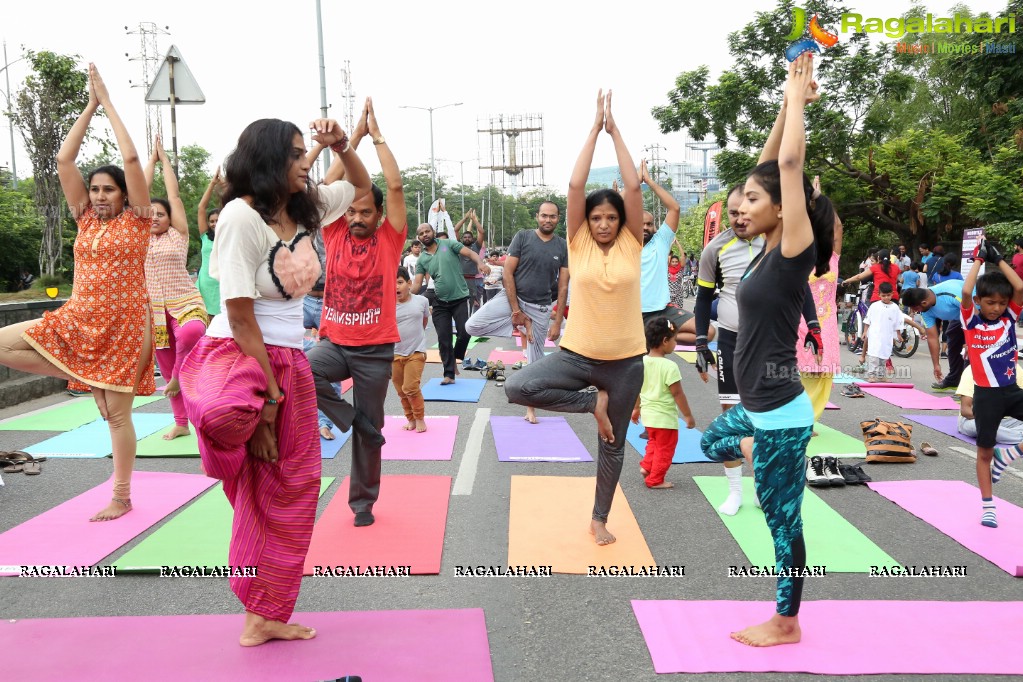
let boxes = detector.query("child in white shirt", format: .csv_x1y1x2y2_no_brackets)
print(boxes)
860,282,903,381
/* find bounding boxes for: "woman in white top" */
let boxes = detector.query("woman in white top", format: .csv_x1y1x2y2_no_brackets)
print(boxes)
179,117,370,647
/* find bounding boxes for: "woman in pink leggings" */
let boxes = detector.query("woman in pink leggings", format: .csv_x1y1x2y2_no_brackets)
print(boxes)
144,138,209,439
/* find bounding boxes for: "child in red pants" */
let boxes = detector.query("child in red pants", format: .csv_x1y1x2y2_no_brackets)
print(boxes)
632,317,696,488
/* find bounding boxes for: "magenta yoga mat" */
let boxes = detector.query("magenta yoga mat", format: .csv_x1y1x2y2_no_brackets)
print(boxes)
380,415,458,460
899,413,1018,448
859,385,958,409
515,335,557,348
855,381,914,388
488,349,525,365
632,600,1023,675
3,608,494,681
868,479,1023,576
491,415,593,462
0,472,215,576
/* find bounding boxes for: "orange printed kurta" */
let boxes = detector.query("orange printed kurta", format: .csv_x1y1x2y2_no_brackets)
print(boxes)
23,207,155,394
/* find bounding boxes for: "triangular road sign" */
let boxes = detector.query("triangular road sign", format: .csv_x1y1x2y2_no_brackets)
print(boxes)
145,45,205,105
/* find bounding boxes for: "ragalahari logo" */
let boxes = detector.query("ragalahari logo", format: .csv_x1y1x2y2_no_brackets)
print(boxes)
785,7,839,62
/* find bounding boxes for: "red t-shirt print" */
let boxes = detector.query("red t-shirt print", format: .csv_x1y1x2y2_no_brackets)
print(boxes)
319,215,407,346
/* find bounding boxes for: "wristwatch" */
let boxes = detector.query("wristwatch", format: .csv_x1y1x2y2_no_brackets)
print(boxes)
373,135,386,145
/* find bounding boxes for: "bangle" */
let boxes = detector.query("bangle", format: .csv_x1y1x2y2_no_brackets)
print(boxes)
265,390,285,405
330,135,351,154
372,135,386,145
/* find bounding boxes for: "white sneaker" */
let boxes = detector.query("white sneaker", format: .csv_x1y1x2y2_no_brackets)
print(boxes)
806,456,830,488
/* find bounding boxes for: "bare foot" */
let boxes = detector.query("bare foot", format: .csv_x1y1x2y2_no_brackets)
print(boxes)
401,420,416,431
640,466,649,477
730,613,801,647
589,519,616,546
164,376,181,399
593,390,613,443
90,498,132,522
319,426,335,440
415,419,427,433
162,424,191,441
441,377,456,385
650,481,674,489
524,407,538,424
239,612,316,647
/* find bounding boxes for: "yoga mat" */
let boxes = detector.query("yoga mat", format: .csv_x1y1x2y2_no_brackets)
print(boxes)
869,479,1023,576
3,608,494,682
831,372,857,384
488,349,525,365
856,381,914,388
859,385,958,410
24,413,175,458
341,378,353,394
491,416,592,462
0,395,164,431
900,413,1018,449
515,335,557,348
632,599,1023,675
625,421,711,464
381,416,458,460
675,350,716,364
422,377,486,402
304,475,450,575
432,335,485,349
135,426,200,457
320,426,352,459
693,476,896,572
507,476,655,574
113,478,334,572
675,341,718,352
425,348,442,363
806,423,866,458
0,472,215,576
824,401,839,410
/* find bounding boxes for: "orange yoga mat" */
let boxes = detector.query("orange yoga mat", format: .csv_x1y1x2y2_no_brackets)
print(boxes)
303,475,451,575
425,349,442,363
507,475,656,574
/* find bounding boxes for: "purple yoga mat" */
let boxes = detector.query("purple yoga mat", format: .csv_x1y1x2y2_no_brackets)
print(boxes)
491,416,593,462
899,413,1017,448
859,385,958,409
3,609,494,681
380,415,458,460
869,479,1023,576
0,472,215,576
632,600,1023,675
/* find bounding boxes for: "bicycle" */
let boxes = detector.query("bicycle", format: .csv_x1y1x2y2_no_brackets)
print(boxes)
680,273,697,299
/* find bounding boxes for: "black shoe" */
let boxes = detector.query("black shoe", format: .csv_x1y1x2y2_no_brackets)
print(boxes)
852,464,872,484
354,511,375,527
838,463,861,485
823,456,846,486
806,456,830,488
352,411,386,448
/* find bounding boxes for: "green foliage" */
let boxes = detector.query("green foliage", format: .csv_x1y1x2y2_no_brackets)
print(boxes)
150,144,214,259
0,183,44,290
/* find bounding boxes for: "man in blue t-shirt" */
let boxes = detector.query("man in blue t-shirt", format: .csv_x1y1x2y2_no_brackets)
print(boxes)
638,161,712,345
902,279,968,390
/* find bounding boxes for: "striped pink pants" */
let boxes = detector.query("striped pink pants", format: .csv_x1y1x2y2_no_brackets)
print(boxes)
180,337,320,622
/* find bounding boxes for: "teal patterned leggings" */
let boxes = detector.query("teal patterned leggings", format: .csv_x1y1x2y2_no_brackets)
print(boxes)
700,404,811,617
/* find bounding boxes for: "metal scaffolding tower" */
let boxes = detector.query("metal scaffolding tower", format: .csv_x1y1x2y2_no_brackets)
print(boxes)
477,114,544,197
339,60,355,135
125,22,170,156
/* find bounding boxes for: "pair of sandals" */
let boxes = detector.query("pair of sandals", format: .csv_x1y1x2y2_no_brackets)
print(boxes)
483,361,506,386
1,451,44,475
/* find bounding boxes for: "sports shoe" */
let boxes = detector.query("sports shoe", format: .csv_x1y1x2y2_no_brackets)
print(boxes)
842,384,865,398
940,350,948,359
473,359,488,371
930,383,955,392
823,456,847,486
838,463,861,485
806,456,830,488
852,464,872,484
462,358,475,371
354,511,375,527
66,388,91,397
850,340,863,354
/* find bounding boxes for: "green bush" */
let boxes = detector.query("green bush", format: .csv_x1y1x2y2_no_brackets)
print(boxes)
37,274,64,288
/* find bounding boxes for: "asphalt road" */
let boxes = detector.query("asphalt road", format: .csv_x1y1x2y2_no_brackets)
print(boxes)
1,302,1021,682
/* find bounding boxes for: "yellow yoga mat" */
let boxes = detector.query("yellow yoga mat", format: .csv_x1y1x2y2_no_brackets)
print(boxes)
508,475,656,574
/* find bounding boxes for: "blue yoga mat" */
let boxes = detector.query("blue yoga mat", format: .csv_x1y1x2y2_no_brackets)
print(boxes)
421,378,487,402
832,373,858,384
25,414,175,458
320,426,352,459
625,420,711,464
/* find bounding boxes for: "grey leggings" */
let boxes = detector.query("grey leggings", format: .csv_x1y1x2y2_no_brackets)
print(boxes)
504,348,644,522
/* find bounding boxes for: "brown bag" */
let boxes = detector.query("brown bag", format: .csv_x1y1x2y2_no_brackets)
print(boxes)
860,417,915,463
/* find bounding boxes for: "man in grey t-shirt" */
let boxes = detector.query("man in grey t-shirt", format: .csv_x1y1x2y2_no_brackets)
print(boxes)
466,201,568,423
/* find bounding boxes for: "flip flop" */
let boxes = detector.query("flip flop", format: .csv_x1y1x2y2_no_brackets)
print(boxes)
919,442,938,457
4,451,45,463
23,461,41,475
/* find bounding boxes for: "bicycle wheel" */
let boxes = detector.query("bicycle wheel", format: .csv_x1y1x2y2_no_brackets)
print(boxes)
892,328,919,358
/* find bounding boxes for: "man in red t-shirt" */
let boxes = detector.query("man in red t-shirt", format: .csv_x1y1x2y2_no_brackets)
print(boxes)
1012,239,1023,282
307,99,407,527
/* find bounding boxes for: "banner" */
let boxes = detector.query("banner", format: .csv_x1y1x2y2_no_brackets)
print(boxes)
703,201,722,247
962,227,985,276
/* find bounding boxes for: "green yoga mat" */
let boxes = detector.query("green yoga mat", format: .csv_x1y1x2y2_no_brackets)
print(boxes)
111,477,335,572
806,423,866,459
134,426,200,457
431,336,487,350
0,396,165,432
694,476,896,573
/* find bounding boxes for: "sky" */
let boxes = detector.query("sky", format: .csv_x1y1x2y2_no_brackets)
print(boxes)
0,0,1014,197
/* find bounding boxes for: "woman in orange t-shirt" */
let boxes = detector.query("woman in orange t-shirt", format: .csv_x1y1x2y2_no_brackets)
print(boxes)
506,90,646,547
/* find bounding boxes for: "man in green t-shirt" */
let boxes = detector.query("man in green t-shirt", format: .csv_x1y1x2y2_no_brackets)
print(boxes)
413,222,490,383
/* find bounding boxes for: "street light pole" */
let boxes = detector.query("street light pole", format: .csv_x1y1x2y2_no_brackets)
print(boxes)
399,102,462,204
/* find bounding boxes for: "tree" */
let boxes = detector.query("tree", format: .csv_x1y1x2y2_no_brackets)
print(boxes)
8,51,91,277
0,181,44,290
150,143,214,265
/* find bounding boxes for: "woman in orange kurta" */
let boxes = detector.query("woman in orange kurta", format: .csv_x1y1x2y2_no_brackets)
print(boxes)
0,64,154,521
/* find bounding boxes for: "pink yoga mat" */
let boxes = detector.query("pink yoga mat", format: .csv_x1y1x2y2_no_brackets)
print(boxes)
341,378,353,394
899,413,1018,448
859,385,958,409
0,472,215,576
515,335,556,348
825,402,839,410
491,415,593,462
380,415,457,460
3,609,493,681
855,381,914,388
869,479,1023,576
488,349,525,365
633,600,1023,675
